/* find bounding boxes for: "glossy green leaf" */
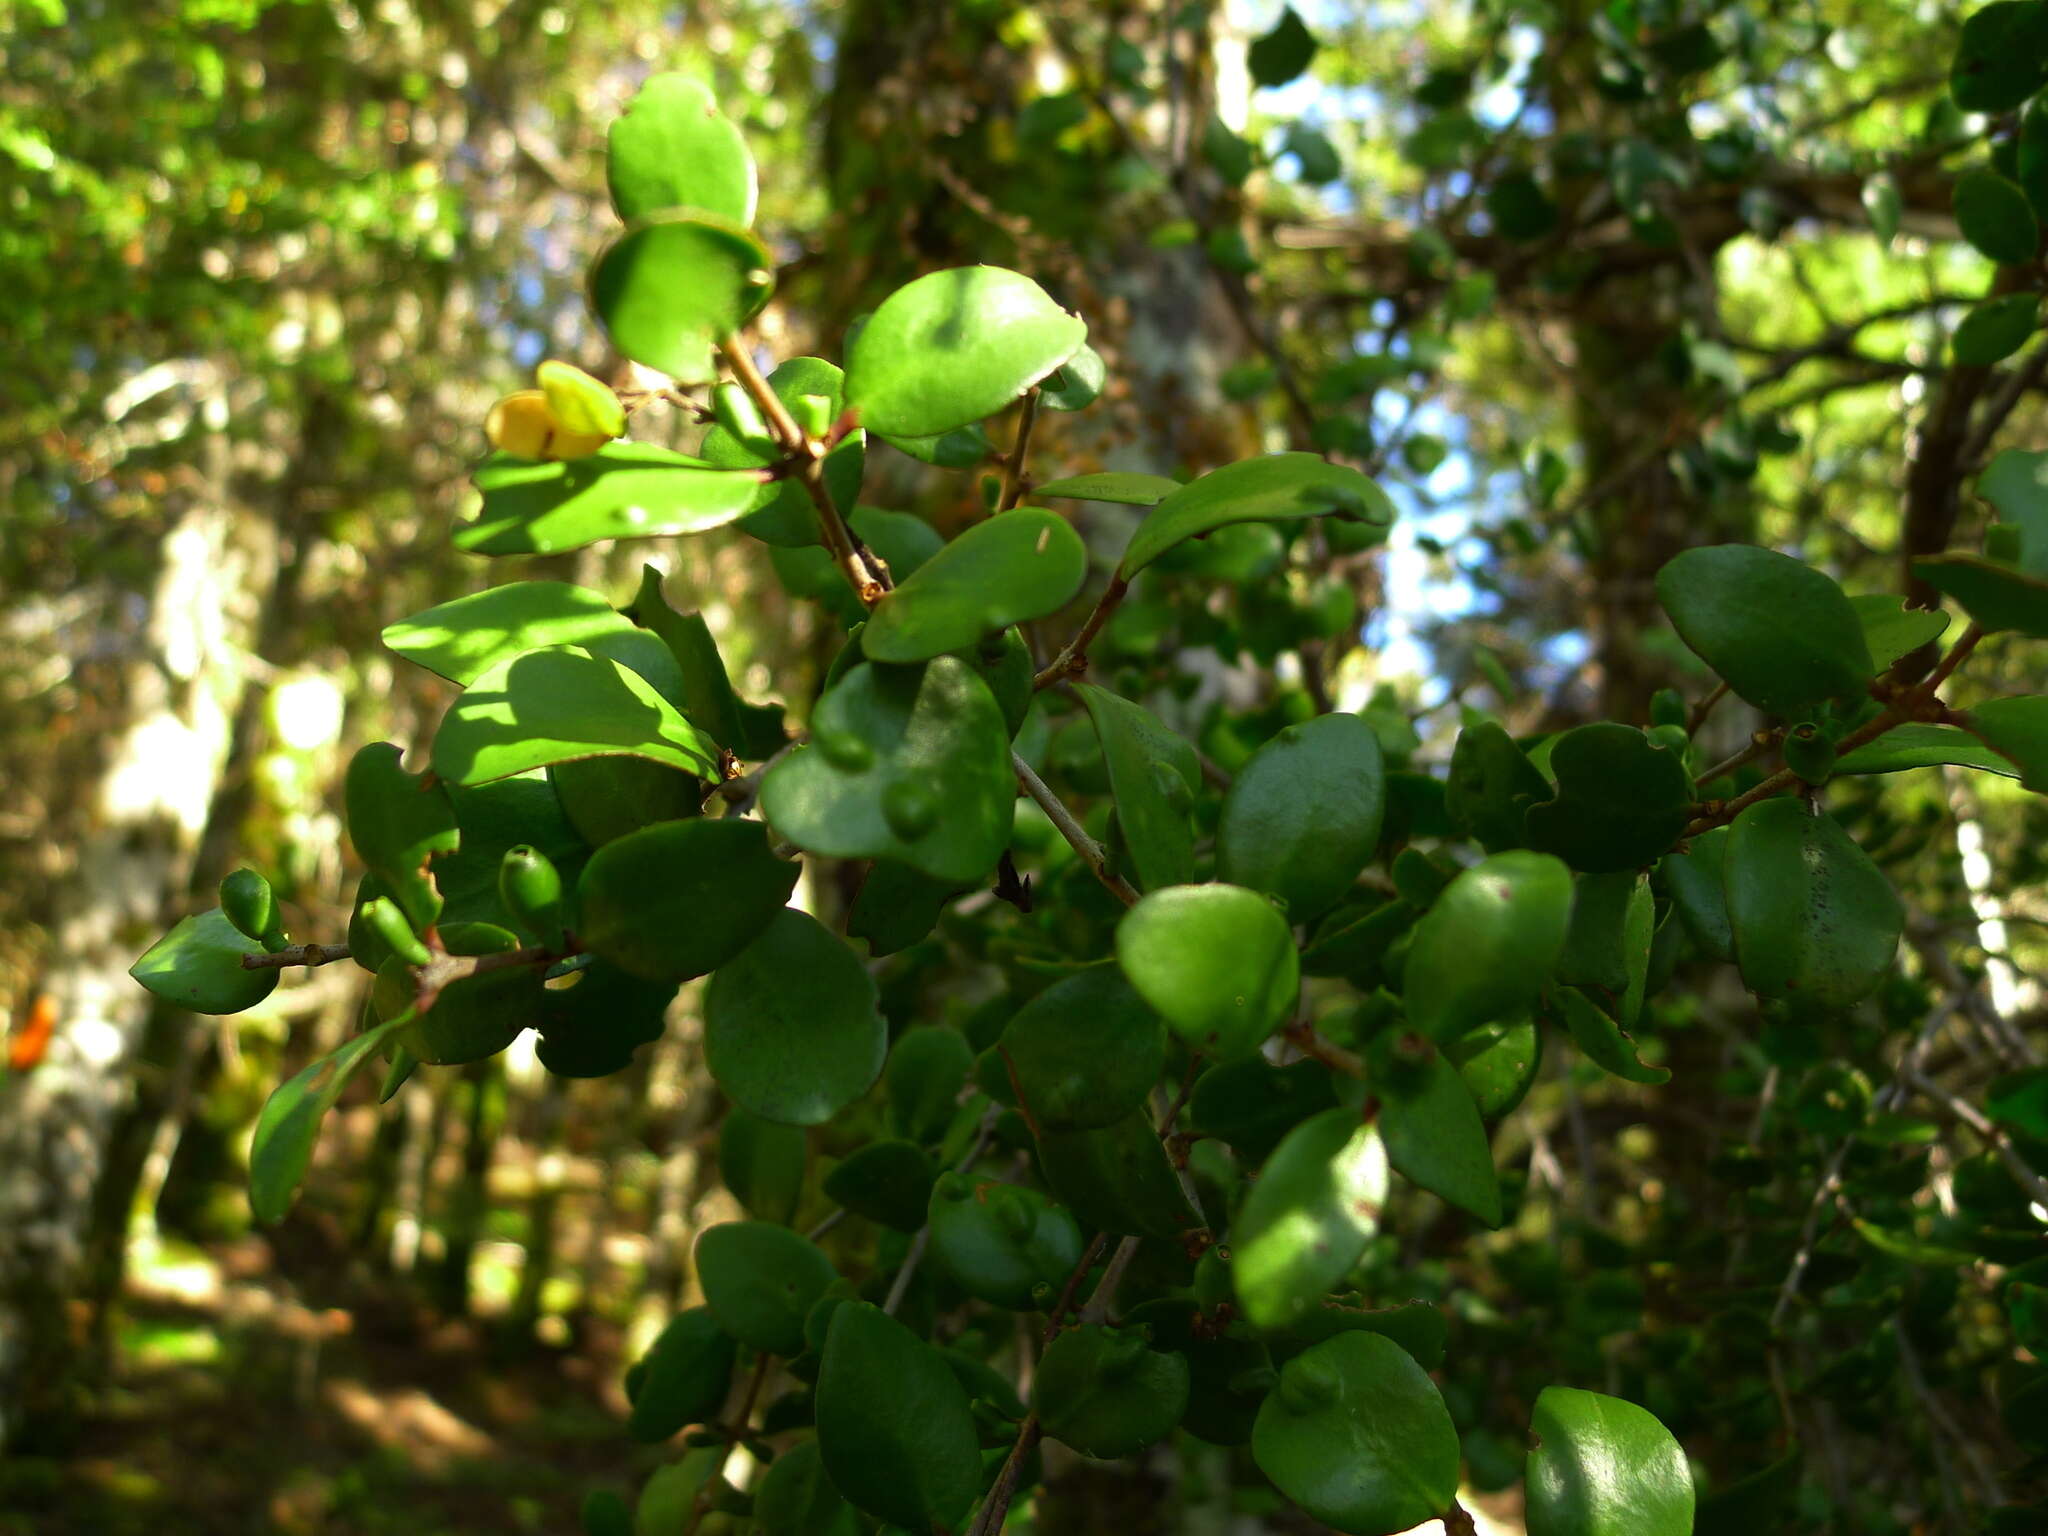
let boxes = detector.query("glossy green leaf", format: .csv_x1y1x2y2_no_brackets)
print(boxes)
1971,696,2048,791
705,907,885,1126
1549,985,1670,1086
1955,293,2040,366
1833,723,2022,780
634,1451,726,1536
1655,545,1873,718
844,266,1086,438
721,1109,807,1225
1912,554,2048,637
1979,448,2048,572
396,922,542,1065
694,1221,836,1356
999,964,1165,1131
250,1015,406,1223
1116,884,1299,1059
1405,851,1574,1044
1233,1109,1386,1330
1248,6,1318,87
698,357,863,547
547,756,702,849
589,212,773,383
621,565,758,754
926,1172,1084,1310
860,508,1087,664
1445,1016,1542,1119
1036,1109,1199,1239
753,1441,858,1536
1848,593,1949,670
1951,2,2048,112
1557,871,1655,1021
1034,1324,1190,1459
346,742,458,930
627,1309,736,1443
821,1139,935,1231
1378,1051,1502,1226
1725,798,1903,1009
1033,472,1182,505
219,869,283,950
1659,827,1734,962
885,1028,975,1143
459,444,765,556
383,581,629,686
1445,722,1549,852
816,1302,982,1529
1118,453,1395,577
1527,1386,1694,1536
131,908,278,1017
848,861,965,957
761,658,1014,884
577,819,798,984
431,646,719,787
1219,714,1385,921
875,423,994,468
606,73,756,225
1524,723,1690,873
1987,1066,2048,1139
535,958,673,1078
1955,169,2040,266
1187,1058,1337,1163
1252,1331,1460,1536
1039,344,1107,411
1075,683,1201,891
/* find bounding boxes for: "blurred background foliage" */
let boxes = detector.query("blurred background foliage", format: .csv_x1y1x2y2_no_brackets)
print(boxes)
1,0,2044,1532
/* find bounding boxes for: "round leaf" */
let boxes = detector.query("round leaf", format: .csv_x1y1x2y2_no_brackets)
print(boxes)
1251,1331,1461,1536
1116,884,1299,1059
346,741,459,930
576,819,799,984
1951,2,2048,112
1219,713,1386,921
1725,797,1903,1009
1119,453,1395,577
1654,545,1872,718
705,907,886,1126
1955,293,2040,366
1033,1324,1191,1459
845,266,1086,437
384,581,631,686
821,1139,936,1231
816,1302,983,1529
884,1027,975,1143
606,73,757,225
694,1221,836,1356
926,1172,1084,1310
1955,169,2041,266
722,1109,807,1225
753,1440,858,1536
1038,343,1107,411
458,444,767,557
588,212,773,383
1525,724,1691,873
1377,1051,1502,1226
1404,851,1573,1044
627,1309,737,1443
1233,1108,1386,1330
1076,683,1202,892
131,908,278,1016
1526,1386,1695,1536
1444,1016,1542,1119
1035,1110,1199,1239
861,508,1088,664
999,964,1165,1132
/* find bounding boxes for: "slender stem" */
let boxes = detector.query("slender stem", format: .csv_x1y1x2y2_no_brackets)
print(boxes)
1683,706,1902,838
1012,748,1139,907
681,1351,772,1536
966,1414,1041,1536
1685,680,1730,735
881,1229,929,1316
241,943,352,971
1442,1498,1482,1536
1044,1232,1108,1340
1692,730,1777,789
1033,574,1129,689
1919,622,1983,695
413,943,554,1014
1077,1234,1141,1326
996,388,1042,513
1282,1020,1366,1078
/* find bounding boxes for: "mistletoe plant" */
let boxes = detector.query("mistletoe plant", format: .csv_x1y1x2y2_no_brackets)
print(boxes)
132,72,2048,1536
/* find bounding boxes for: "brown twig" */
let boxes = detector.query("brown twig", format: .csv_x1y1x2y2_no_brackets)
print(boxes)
1282,1020,1366,1078
1033,574,1129,689
1011,749,1139,907
241,943,352,971
996,388,1042,513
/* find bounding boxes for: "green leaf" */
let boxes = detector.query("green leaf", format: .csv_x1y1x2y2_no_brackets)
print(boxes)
999,964,1165,1132
926,1172,1084,1310
635,1451,726,1536
1033,472,1182,505
623,565,770,756
1556,871,1656,1016
588,211,773,383
1036,1110,1199,1239
1039,344,1107,412
1912,554,2048,637
705,908,886,1126
1233,1109,1386,1330
1987,1065,2048,1138
1285,122,1343,184
458,445,764,556
861,508,1087,663
1445,1016,1543,1119
1119,453,1395,578
1445,721,1550,852
1849,593,1950,670
249,1015,406,1223
1951,2,2048,112
430,646,720,787
1248,5,1318,88
722,1109,807,1225
760,658,1014,884
1979,448,2048,574
817,1303,982,1529
1955,293,2040,366
1833,722,2022,780
1659,828,1734,962
1971,695,2048,790
535,958,674,1078
1725,798,1903,1009
1075,683,1201,891
844,266,1086,437
821,1139,935,1231
577,819,798,983
753,1441,858,1536
1378,1050,1502,1226
875,423,994,468
131,909,278,1017
1527,1386,1694,1536
346,742,459,930
606,73,756,225
694,1221,837,1356
383,581,631,686
393,922,541,1065
1252,1331,1460,1536
1116,883,1299,1059
1034,1324,1191,1458
1549,985,1671,1086
1219,714,1385,922
1863,173,1902,245
1405,851,1574,1044
1955,169,2041,266
1655,545,1873,718
1187,1058,1337,1163
1525,724,1692,873
697,357,863,546
849,861,965,957
626,1309,737,1443
886,1029,975,1143
1488,168,1560,241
